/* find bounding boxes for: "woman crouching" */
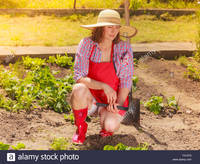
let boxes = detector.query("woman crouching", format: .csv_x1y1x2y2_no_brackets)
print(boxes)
70,9,136,144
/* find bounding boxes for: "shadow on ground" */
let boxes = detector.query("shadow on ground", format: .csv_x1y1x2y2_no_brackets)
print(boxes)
81,134,140,150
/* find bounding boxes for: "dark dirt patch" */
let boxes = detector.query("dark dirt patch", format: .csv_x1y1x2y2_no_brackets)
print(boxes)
84,134,139,150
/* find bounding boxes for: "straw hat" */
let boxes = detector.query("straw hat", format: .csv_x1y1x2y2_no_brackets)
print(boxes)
81,9,137,38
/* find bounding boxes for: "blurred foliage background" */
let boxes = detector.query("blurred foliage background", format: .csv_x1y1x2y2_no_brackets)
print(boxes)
0,0,199,9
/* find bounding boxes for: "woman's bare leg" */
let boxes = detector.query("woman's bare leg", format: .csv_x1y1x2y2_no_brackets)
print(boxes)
69,83,94,144
99,108,122,133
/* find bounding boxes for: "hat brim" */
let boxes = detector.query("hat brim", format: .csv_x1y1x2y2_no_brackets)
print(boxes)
80,22,120,29
120,26,137,38
81,24,137,38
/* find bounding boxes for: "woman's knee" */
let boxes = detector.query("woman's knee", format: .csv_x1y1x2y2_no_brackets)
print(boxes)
71,83,89,100
104,116,120,133
70,83,93,109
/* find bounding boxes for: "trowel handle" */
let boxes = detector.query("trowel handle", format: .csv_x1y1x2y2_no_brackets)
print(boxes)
95,102,128,111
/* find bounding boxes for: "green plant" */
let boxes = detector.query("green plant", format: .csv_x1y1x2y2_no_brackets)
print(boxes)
11,143,26,150
32,67,74,113
0,57,75,113
185,64,200,81
0,142,26,150
133,58,138,67
167,96,179,110
50,137,69,150
0,68,22,111
64,112,74,124
47,56,56,64
47,53,73,68
178,56,190,67
50,137,76,150
0,142,10,150
0,94,17,111
144,96,164,114
132,75,139,92
0,66,40,112
129,0,142,11
22,56,46,70
68,14,81,22
103,142,148,150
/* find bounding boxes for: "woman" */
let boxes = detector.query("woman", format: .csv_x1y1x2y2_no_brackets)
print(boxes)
70,9,136,144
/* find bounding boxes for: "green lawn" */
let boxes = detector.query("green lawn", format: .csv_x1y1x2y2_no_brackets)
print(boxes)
0,14,197,46
0,0,122,9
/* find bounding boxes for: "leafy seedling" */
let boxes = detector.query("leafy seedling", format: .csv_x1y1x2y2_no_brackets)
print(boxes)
64,113,74,124
50,137,76,150
167,96,179,111
144,96,164,114
103,142,148,150
132,75,139,92
0,142,10,150
11,143,26,150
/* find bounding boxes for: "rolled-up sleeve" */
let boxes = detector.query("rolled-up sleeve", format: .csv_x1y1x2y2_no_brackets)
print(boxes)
74,38,92,82
118,43,134,89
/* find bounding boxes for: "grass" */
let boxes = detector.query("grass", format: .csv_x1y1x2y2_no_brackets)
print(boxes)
0,0,123,9
0,0,199,9
0,14,197,46
130,15,198,43
141,0,200,9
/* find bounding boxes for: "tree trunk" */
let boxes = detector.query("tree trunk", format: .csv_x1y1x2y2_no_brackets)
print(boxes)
73,0,76,9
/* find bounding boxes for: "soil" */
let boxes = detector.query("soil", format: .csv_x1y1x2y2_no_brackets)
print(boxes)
0,57,200,150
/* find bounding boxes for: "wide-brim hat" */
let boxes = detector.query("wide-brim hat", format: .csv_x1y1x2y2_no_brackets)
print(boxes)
80,9,137,38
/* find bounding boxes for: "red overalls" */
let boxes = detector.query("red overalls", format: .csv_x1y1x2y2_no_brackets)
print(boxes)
88,43,129,116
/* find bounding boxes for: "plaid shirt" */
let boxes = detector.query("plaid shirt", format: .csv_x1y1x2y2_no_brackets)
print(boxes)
74,37,134,89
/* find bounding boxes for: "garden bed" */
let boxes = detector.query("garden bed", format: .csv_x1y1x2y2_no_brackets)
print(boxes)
0,56,200,150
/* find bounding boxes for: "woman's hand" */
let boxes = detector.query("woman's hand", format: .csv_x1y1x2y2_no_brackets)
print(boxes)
101,83,117,105
106,103,119,113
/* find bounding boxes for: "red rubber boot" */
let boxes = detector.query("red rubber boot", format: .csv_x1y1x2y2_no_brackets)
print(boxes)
72,108,88,144
99,129,113,137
